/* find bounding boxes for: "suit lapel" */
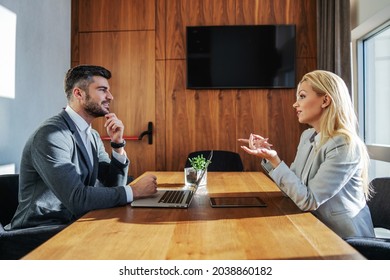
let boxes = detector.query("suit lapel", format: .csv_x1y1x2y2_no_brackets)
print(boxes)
89,132,99,186
300,132,318,185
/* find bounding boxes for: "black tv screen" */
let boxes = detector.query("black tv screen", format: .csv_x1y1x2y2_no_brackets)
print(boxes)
186,25,296,89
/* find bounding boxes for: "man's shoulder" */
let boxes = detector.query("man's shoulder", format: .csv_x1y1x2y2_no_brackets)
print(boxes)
39,111,71,130
31,112,73,141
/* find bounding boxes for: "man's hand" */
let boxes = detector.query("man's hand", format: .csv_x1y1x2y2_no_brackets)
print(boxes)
104,113,126,154
104,113,124,143
130,174,158,199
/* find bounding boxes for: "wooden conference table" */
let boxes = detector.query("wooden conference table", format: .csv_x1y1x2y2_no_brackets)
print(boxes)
23,172,364,260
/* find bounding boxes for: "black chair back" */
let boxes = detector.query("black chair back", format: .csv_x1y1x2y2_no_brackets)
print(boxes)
344,237,390,260
185,150,244,171
0,173,68,259
0,174,19,226
344,177,390,260
0,224,67,260
368,177,390,229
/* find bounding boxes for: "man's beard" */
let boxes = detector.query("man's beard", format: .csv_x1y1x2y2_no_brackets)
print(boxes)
84,93,109,117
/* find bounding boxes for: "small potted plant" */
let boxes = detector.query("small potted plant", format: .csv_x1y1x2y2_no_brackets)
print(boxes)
188,154,211,171
185,154,212,186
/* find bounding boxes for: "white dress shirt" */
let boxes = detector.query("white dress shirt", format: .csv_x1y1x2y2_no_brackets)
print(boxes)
65,106,133,202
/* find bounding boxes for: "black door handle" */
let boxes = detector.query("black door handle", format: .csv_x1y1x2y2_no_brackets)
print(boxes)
138,122,153,145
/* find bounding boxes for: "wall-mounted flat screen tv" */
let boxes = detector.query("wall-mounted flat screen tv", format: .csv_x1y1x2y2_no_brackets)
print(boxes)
186,25,296,89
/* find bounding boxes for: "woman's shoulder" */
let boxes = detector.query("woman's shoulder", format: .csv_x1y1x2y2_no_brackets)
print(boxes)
302,128,315,135
300,129,349,149
300,128,316,141
320,133,350,155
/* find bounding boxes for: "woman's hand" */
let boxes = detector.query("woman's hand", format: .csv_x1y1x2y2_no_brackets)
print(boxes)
238,133,281,168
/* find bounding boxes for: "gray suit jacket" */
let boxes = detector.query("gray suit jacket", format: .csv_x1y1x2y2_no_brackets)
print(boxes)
264,128,374,238
7,110,129,229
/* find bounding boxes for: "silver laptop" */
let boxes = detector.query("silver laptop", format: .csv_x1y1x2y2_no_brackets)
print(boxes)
131,151,213,208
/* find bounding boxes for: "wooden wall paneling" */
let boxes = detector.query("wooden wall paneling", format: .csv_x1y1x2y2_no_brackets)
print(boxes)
236,0,295,24
214,90,239,151
165,69,239,171
293,0,317,58
155,60,166,171
165,0,236,60
296,58,317,81
165,60,194,170
192,90,219,152
236,90,269,171
187,0,236,25
156,0,166,170
165,61,239,170
166,0,187,59
71,0,79,66
78,31,156,177
78,0,155,32
156,0,166,60
166,66,237,170
191,90,237,152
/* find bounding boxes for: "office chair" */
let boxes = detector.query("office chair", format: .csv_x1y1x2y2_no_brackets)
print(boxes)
185,150,244,171
344,177,390,260
367,177,390,233
0,174,19,226
0,174,67,260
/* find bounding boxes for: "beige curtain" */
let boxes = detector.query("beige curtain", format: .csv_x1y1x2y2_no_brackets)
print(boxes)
317,0,351,94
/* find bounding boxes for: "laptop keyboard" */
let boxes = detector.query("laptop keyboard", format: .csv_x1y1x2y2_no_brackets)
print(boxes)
159,190,185,204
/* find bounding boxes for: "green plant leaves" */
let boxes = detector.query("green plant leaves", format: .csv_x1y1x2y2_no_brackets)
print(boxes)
188,154,212,171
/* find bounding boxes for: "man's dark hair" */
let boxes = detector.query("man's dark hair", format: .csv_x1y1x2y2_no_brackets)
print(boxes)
64,65,111,100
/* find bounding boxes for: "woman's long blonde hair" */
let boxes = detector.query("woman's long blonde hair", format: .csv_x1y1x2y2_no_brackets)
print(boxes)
298,70,371,199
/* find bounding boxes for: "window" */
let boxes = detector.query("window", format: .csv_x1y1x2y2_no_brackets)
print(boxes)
362,25,390,179
363,25,390,147
0,5,16,99
352,9,390,180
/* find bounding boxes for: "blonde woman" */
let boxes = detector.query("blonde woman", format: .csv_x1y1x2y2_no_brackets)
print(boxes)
239,70,374,238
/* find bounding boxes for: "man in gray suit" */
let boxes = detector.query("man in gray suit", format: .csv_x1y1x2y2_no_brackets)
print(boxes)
7,65,157,230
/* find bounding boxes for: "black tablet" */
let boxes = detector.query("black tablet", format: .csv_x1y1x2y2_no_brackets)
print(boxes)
209,196,267,208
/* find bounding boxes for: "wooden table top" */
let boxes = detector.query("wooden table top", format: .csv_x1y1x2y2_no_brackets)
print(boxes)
22,171,364,260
